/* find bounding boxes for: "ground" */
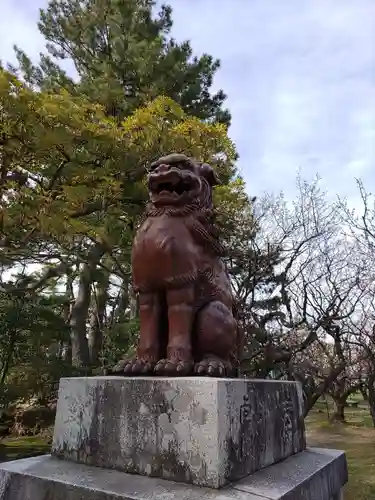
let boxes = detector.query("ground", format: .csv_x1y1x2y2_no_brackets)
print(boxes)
306,398,375,500
0,435,50,462
0,400,374,499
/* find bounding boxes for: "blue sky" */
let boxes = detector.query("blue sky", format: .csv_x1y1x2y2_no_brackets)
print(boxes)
1,0,374,205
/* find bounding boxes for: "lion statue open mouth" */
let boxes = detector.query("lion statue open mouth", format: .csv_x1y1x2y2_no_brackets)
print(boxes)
112,153,241,378
148,155,202,207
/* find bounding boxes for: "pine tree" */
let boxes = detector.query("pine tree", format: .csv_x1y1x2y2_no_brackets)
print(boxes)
6,0,236,370
12,0,230,124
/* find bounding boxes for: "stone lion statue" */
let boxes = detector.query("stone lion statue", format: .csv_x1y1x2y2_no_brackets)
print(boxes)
113,153,242,377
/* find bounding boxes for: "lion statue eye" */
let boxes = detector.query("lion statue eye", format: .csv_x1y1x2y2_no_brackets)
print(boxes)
149,163,161,173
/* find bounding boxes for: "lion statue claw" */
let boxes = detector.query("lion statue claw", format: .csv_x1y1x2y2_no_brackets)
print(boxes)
112,153,241,378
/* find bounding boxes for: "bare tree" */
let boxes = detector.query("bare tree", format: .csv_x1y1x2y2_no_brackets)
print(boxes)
345,299,375,426
337,179,375,425
235,176,339,375
234,175,368,419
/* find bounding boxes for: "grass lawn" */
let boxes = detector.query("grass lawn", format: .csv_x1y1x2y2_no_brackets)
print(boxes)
0,435,50,462
306,400,375,500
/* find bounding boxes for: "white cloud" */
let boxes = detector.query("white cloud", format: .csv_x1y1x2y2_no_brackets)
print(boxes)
167,0,375,204
1,0,374,207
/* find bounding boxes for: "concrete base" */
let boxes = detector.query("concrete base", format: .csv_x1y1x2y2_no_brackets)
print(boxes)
52,376,305,488
0,448,347,500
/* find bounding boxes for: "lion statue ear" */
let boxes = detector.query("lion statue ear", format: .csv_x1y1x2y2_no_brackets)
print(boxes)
199,162,221,186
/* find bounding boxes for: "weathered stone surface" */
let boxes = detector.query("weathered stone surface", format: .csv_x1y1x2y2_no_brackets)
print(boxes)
0,448,346,500
51,377,306,488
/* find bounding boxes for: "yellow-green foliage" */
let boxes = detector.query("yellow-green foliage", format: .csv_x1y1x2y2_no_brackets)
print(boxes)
0,70,238,247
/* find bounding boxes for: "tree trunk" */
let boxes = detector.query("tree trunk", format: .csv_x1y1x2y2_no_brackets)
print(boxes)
303,363,345,418
62,272,74,363
0,298,22,386
367,376,375,428
88,264,110,366
108,278,137,326
114,280,130,323
69,242,106,369
360,386,368,401
330,397,346,423
130,287,139,319
0,331,17,386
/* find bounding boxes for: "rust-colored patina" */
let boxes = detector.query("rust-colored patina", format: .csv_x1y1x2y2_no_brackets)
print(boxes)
113,153,241,377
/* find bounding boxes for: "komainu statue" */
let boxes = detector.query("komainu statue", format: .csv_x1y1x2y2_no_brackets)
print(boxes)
113,153,241,377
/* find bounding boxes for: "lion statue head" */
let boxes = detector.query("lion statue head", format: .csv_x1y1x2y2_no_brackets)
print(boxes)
147,153,221,213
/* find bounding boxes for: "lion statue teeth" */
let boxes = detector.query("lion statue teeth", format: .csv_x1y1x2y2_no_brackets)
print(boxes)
112,153,241,378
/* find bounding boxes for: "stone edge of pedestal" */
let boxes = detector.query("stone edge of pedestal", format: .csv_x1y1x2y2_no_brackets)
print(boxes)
231,447,348,500
0,455,263,500
0,447,347,500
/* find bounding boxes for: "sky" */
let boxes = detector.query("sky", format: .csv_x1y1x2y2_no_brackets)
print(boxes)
1,0,374,206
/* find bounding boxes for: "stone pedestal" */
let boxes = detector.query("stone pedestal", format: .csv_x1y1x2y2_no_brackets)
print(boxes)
51,377,306,488
0,377,348,499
